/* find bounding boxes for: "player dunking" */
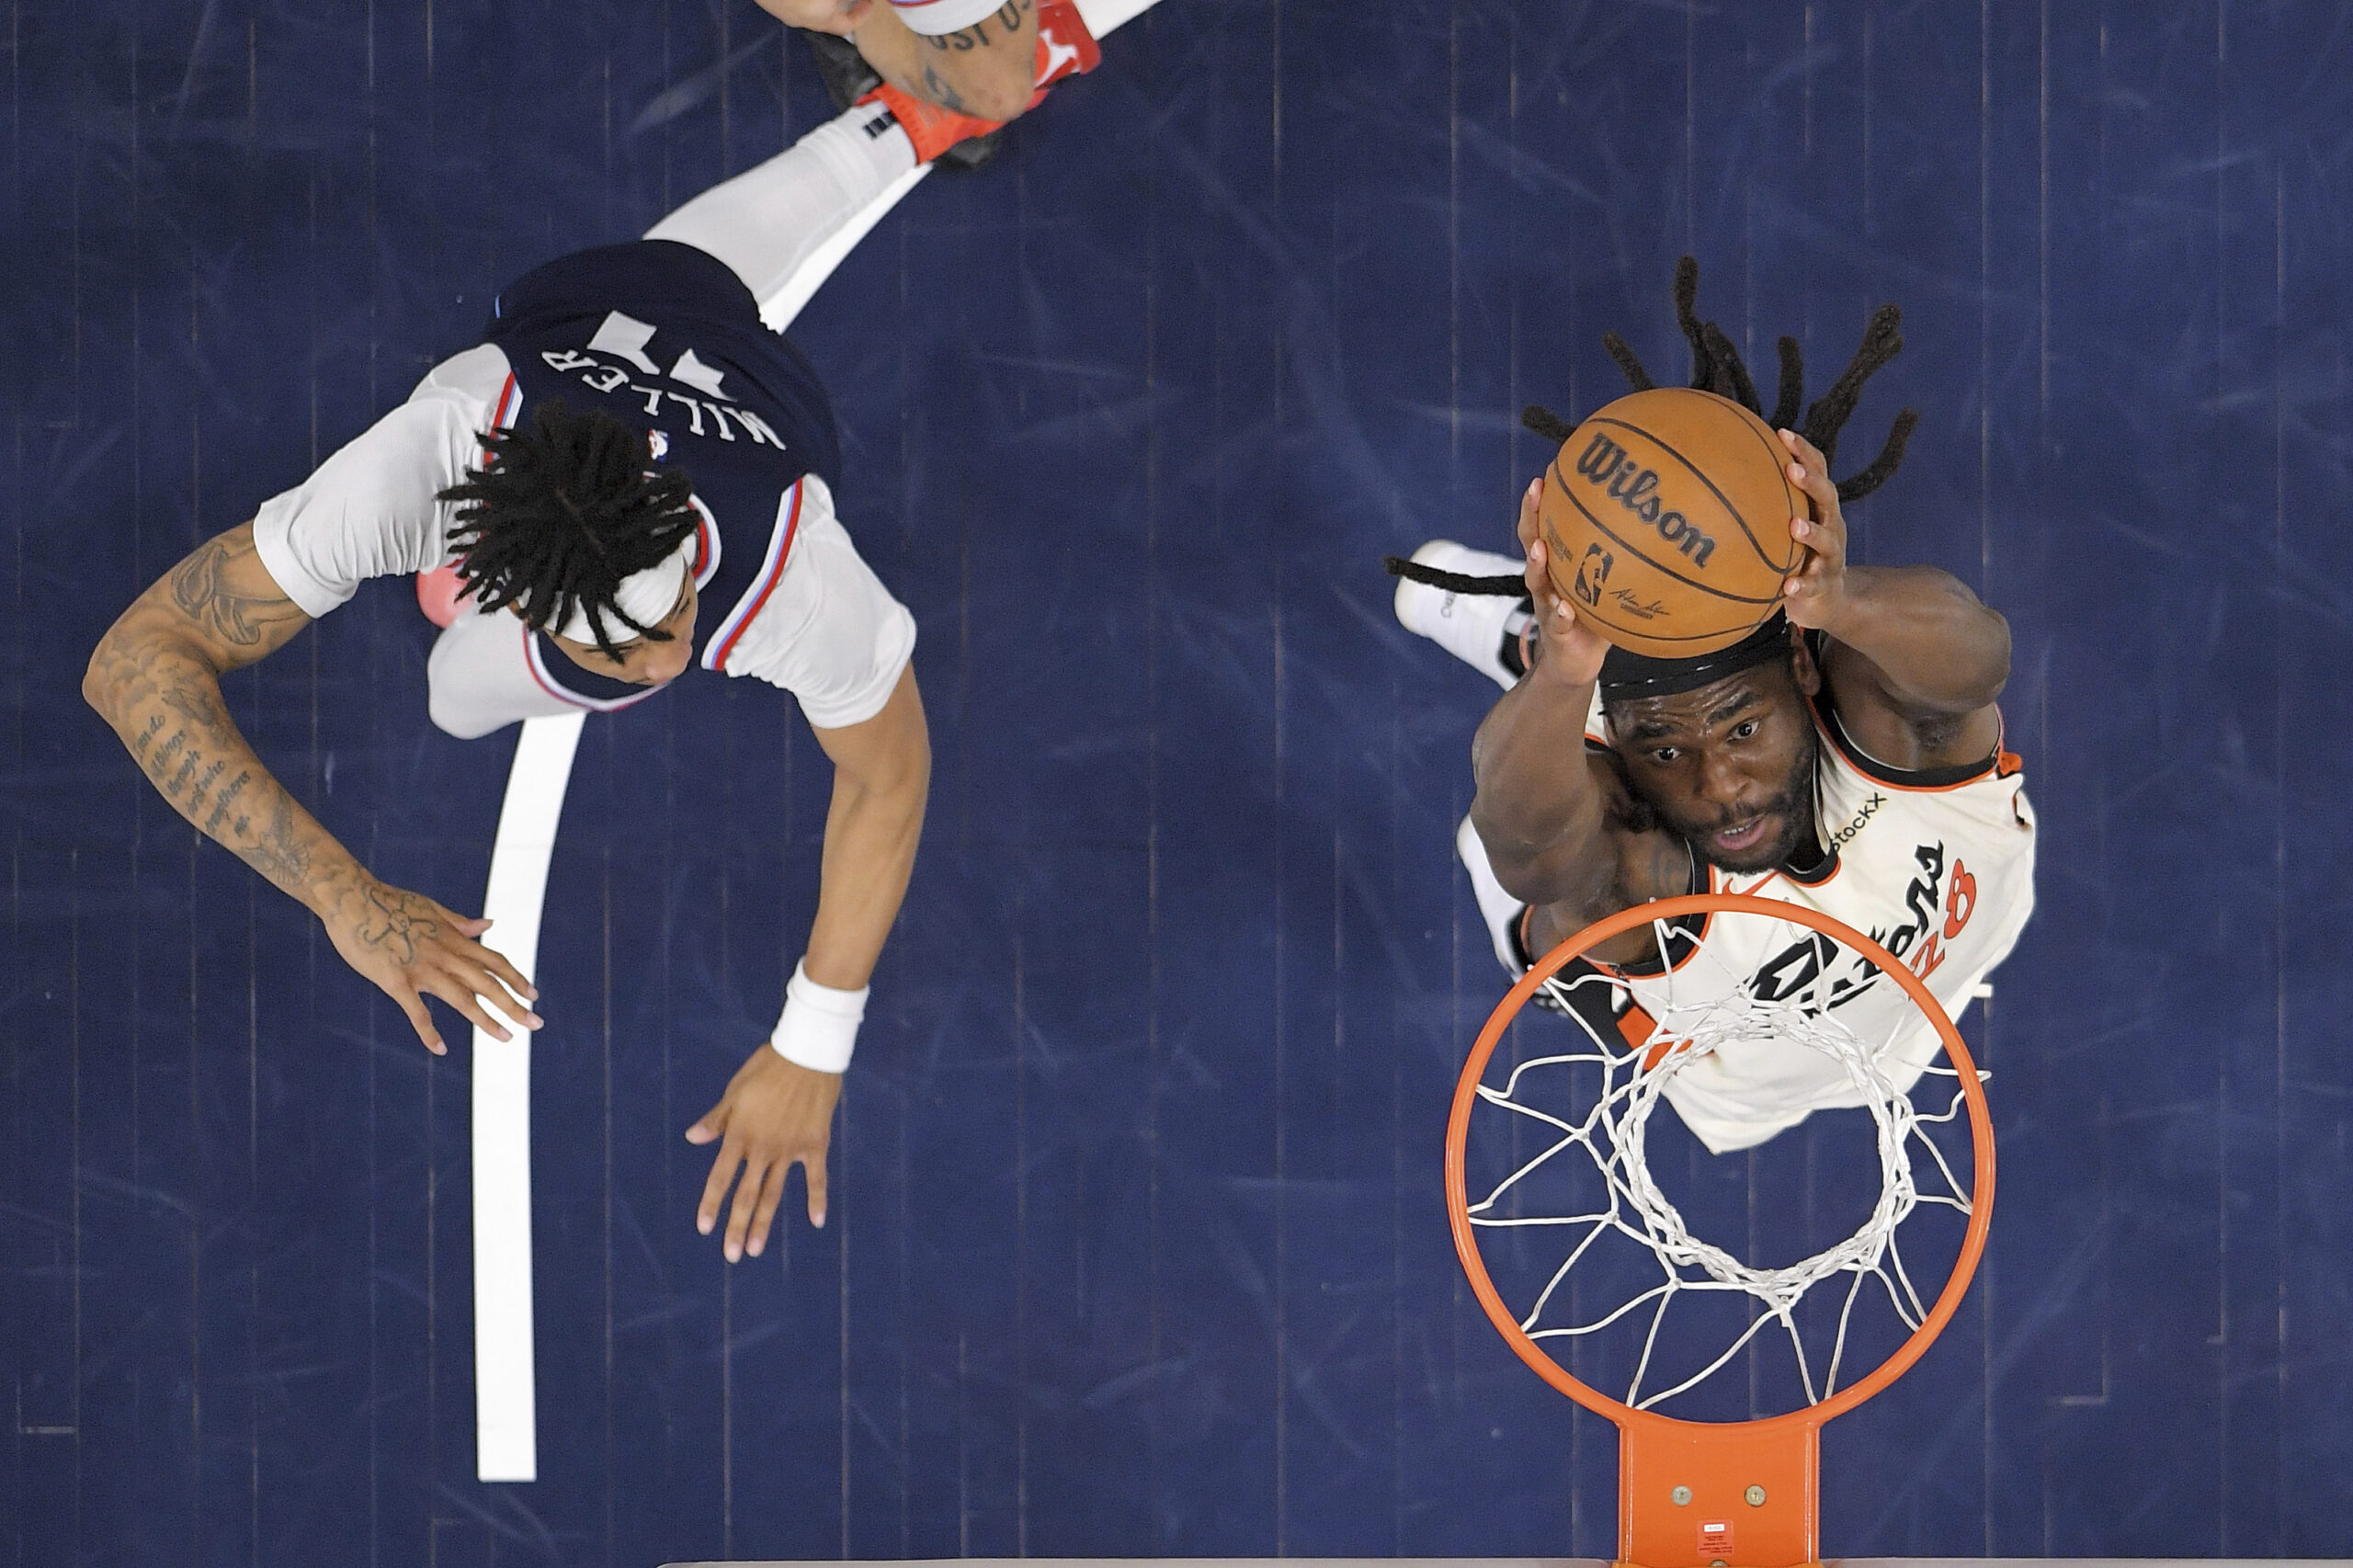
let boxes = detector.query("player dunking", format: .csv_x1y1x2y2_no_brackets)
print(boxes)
79,93,1027,1264
1393,264,2036,1152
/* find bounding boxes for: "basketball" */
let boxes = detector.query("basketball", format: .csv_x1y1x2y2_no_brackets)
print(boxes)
1538,387,1805,658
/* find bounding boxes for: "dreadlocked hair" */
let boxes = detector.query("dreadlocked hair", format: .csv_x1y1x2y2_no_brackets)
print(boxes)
1388,257,1921,603
1531,255,1919,503
438,400,699,661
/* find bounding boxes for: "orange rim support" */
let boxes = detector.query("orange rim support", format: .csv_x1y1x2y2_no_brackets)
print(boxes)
1442,893,1995,1568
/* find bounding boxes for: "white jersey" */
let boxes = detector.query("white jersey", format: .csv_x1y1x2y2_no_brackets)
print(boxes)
1578,687,2037,1153
250,343,915,731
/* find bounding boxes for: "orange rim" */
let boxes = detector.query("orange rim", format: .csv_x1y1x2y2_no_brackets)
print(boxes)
1442,892,1995,1437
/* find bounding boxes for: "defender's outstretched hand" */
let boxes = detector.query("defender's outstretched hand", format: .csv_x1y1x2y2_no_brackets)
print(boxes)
319,874,540,1055
1514,472,1611,689
688,1047,843,1258
1778,427,1852,630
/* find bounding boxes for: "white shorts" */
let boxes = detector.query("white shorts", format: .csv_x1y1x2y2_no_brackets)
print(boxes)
426,609,642,741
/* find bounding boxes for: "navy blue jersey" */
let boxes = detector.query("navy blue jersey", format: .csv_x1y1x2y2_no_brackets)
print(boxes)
483,239,843,704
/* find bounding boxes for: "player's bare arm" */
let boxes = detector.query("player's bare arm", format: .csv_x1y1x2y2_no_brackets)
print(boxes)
1777,427,2009,772
758,0,1039,122
1470,478,1690,962
84,523,540,1055
688,664,931,1258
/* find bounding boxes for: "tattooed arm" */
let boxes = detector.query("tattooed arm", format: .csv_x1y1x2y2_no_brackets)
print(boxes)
84,522,540,1053
759,0,1040,122
1470,478,1695,969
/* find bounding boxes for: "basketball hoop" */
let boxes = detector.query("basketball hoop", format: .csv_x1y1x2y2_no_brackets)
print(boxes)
1443,893,1995,1568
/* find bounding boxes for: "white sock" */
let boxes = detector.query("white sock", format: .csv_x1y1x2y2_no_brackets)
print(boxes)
1456,814,1530,979
644,103,917,302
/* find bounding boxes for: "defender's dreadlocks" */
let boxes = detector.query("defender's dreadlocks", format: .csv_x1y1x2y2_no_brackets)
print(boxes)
438,400,699,661
1386,257,1918,597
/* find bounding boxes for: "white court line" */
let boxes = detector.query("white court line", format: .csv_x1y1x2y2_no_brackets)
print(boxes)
471,0,1164,1483
472,713,583,1482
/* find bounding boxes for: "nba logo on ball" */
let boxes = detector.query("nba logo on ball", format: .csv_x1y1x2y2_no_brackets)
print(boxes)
1540,387,1805,658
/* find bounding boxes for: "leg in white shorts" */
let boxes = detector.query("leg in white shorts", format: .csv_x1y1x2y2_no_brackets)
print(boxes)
427,609,585,741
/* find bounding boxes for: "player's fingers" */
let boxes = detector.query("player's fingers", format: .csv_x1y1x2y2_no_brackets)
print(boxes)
1778,426,1827,469
394,989,447,1056
1788,512,1843,576
449,957,542,1030
1786,460,1836,516
722,1159,774,1263
804,1148,829,1230
459,937,540,1004
683,1098,728,1145
745,1159,790,1256
1777,429,1839,508
698,1140,743,1235
1524,545,1553,606
421,971,514,1043
1784,549,1837,608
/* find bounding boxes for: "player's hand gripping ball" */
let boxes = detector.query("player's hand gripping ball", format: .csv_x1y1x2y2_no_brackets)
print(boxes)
1537,387,1807,658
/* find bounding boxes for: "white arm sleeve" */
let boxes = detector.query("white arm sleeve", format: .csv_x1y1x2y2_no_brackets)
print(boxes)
250,345,512,618
884,0,1008,36
714,474,915,730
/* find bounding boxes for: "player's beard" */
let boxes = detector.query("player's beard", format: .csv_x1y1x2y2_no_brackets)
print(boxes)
1658,724,1822,875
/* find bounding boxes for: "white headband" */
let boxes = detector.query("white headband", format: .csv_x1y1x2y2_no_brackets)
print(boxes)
546,534,694,646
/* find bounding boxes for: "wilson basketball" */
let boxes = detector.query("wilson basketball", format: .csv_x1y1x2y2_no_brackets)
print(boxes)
1539,387,1805,658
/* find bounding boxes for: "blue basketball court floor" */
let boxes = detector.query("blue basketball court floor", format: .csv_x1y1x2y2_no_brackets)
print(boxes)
6,3,2352,1564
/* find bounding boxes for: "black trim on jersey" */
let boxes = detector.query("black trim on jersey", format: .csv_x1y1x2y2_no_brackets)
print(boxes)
1815,697,2000,790
1807,629,2002,790
1512,850,1707,985
1780,837,1842,886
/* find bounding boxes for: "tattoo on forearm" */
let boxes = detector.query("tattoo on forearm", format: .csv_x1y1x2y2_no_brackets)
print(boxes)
158,680,236,744
92,537,336,904
203,771,252,835
240,797,313,892
188,758,227,814
132,687,314,892
149,730,188,787
166,532,301,648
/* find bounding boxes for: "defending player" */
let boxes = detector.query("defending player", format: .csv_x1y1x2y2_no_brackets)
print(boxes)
82,97,953,1264
1392,267,2036,1153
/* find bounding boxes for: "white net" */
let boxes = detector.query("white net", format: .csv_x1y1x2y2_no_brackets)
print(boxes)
1464,912,1983,1414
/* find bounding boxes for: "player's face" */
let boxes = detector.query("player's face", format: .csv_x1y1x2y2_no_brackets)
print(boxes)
1607,658,1820,874
547,575,699,687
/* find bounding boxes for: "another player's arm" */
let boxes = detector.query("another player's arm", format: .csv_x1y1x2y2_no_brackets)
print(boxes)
758,0,1039,122
83,523,539,1053
801,664,932,993
1469,479,1690,949
688,664,931,1257
1777,429,2010,770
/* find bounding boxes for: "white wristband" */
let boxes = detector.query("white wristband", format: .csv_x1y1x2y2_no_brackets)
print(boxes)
768,959,868,1074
